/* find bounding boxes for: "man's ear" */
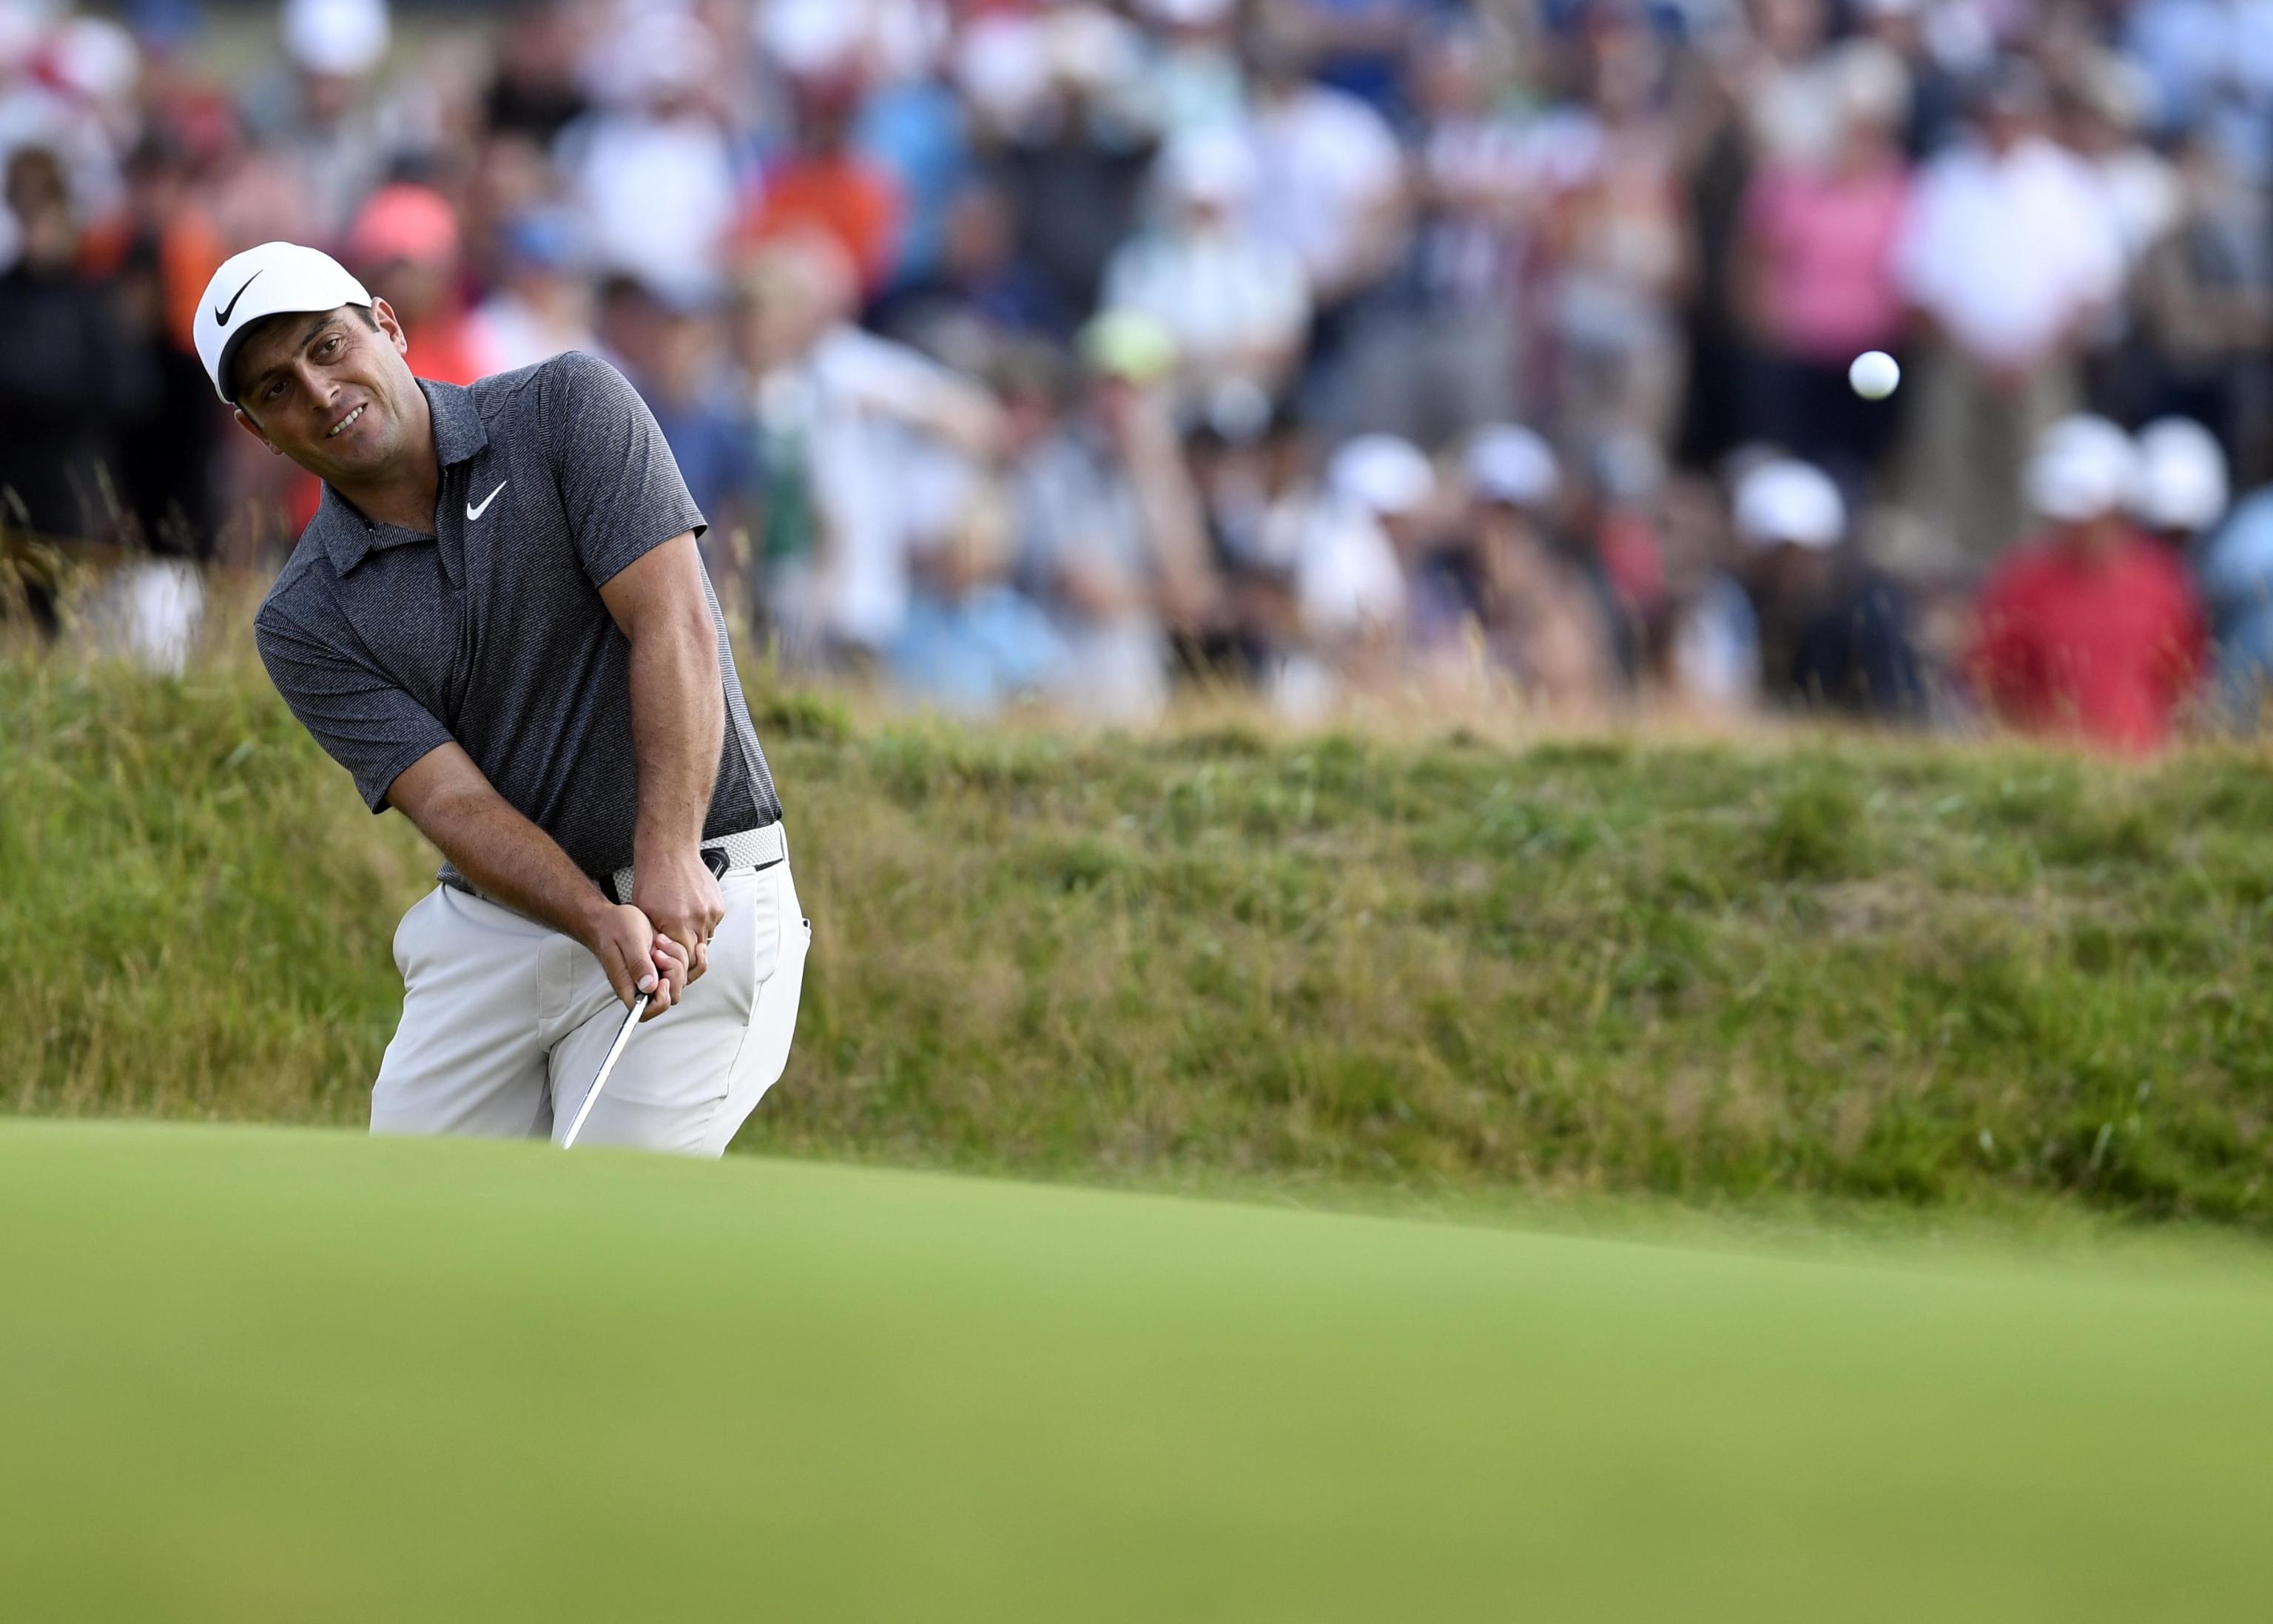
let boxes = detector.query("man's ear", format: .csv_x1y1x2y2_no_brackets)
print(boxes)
370,297,410,356
232,406,283,456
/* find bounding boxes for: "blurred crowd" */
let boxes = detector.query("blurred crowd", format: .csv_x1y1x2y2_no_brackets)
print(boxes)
10,0,2273,749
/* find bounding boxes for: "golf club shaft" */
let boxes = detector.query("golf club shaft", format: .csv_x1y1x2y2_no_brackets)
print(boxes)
562,990,648,1149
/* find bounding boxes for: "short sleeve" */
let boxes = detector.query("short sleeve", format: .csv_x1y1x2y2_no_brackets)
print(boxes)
255,610,454,813
539,351,709,587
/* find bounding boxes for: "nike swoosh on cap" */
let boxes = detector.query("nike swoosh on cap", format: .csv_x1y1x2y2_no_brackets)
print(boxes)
213,271,260,326
467,481,508,520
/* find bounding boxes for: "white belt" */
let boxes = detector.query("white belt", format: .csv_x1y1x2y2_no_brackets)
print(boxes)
608,823,786,907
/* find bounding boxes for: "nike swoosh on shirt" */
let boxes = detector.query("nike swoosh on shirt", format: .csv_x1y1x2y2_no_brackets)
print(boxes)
467,481,508,521
212,272,260,326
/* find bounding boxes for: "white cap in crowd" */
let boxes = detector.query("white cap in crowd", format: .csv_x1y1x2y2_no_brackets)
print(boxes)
758,0,866,78
2131,417,2228,533
1463,425,1559,510
2026,414,2139,523
1734,459,1846,550
283,0,390,79
1159,127,1257,208
1328,434,1435,517
193,240,372,402
46,15,140,108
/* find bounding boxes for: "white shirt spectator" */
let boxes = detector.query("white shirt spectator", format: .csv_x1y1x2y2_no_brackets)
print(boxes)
1293,491,1407,644
1245,84,1404,298
1014,427,1176,723
1102,229,1309,399
1896,134,2124,366
767,323,990,651
464,292,598,377
559,109,740,307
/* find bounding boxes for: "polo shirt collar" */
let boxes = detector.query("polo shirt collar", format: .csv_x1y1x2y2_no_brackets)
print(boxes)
422,377,489,468
314,380,490,576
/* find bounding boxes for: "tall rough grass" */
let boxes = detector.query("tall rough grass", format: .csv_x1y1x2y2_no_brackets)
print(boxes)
8,648,2273,1227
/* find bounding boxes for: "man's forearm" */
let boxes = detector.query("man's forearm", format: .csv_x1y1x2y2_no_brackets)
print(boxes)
416,786,612,946
629,600,725,863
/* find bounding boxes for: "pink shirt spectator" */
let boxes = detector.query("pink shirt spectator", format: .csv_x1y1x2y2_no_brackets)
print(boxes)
1743,163,1910,363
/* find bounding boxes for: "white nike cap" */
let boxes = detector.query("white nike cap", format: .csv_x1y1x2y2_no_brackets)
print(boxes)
194,240,373,403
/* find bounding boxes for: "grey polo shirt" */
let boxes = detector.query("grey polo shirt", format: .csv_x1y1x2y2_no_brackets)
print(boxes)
254,351,782,892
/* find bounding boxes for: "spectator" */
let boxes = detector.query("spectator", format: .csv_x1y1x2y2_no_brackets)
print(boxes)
989,8,1160,319
556,9,740,310
2121,133,2273,476
1851,0,1968,159
1967,415,2206,752
0,146,152,589
1336,24,1531,448
1136,0,1247,138
889,478,1068,718
481,0,589,146
735,232,1008,662
252,0,393,244
1101,127,1310,411
2132,415,2228,549
874,178,1071,363
1310,432,1424,673
1733,43,1913,483
1457,425,1623,710
1740,0,1844,172
743,2,905,300
344,182,482,386
1242,14,1407,323
595,274,759,585
1896,65,2124,566
1658,470,1763,714
0,9,127,255
79,131,226,562
1732,458,1926,721
1527,10,1692,456
1014,309,1221,721
849,4,972,294
465,207,598,376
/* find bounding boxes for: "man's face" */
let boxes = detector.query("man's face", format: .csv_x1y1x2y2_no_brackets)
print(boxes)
230,301,421,482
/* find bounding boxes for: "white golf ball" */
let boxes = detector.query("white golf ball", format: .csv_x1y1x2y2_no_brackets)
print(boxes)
1849,350,1900,400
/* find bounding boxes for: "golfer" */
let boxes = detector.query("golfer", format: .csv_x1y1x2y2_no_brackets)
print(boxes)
197,241,808,1155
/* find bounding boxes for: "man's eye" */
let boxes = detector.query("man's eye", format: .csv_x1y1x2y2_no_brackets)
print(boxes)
318,336,342,358
265,379,286,402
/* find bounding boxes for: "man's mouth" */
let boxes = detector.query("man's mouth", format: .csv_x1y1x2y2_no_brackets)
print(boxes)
325,403,368,439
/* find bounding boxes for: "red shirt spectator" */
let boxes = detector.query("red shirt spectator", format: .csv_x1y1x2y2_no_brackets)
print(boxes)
1967,525,2206,753
735,70,901,297
739,152,902,297
345,183,486,385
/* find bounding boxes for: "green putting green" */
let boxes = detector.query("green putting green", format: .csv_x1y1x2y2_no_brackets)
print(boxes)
2,1120,2269,1623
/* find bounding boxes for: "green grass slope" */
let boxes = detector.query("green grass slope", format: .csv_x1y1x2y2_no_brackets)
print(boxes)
2,1121,2269,1623
9,653,2273,1224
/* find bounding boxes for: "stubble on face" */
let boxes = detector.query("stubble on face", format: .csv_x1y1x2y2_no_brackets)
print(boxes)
231,303,421,485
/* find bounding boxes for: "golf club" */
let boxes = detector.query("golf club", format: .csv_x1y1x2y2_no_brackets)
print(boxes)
560,988,648,1149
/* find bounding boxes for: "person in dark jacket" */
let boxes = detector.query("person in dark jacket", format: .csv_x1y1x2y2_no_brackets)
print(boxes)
1733,456,1927,721
0,146,155,633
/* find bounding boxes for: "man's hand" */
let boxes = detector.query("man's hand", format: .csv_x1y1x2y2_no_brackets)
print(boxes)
633,849,726,983
585,902,690,1021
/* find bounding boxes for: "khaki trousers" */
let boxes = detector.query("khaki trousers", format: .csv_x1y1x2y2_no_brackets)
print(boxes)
371,860,809,1156
1899,343,2079,571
